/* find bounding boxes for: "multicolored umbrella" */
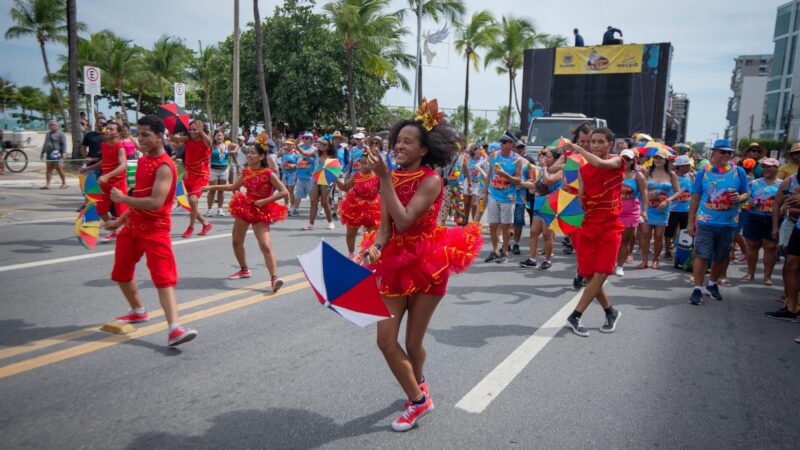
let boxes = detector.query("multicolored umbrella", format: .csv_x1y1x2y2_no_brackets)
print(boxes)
298,241,392,327
79,174,103,203
635,141,677,158
157,103,191,135
538,188,584,235
313,158,343,186
562,152,586,193
550,136,572,148
75,202,101,250
175,179,191,211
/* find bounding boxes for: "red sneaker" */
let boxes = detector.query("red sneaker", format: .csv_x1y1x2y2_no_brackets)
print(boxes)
101,232,118,243
198,223,213,236
182,226,194,239
228,269,252,280
392,394,433,432
167,326,198,347
115,310,150,323
404,380,430,410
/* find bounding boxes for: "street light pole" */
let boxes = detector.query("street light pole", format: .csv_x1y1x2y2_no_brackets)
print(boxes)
413,0,423,108
232,0,240,140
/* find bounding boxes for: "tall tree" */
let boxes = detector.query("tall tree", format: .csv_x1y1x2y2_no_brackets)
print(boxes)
324,0,410,132
145,35,191,104
484,16,536,129
66,0,80,157
188,41,216,127
5,0,83,127
454,10,497,138
94,31,142,122
539,35,567,49
253,0,272,134
15,85,46,125
0,77,18,130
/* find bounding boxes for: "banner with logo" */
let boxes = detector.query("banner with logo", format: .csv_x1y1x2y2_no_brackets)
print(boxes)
554,44,644,75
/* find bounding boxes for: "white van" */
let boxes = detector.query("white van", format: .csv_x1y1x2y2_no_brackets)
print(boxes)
525,113,606,157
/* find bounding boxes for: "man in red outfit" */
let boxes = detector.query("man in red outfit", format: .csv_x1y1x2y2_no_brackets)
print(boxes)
564,128,625,337
171,120,213,238
79,121,127,243
105,115,198,347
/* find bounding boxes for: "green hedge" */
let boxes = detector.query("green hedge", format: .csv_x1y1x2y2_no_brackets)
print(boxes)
736,138,790,153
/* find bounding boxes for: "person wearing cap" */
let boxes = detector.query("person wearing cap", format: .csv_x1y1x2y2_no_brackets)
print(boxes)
231,135,247,181
741,157,782,286
483,132,523,263
509,141,532,255
277,139,299,209
291,132,318,216
518,146,560,270
348,132,368,177
639,149,681,269
664,154,694,259
614,149,647,276
777,142,800,179
742,142,767,178
687,139,749,305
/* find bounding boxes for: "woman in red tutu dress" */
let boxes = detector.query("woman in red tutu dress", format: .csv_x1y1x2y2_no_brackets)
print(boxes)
336,151,381,258
202,144,289,292
361,99,483,432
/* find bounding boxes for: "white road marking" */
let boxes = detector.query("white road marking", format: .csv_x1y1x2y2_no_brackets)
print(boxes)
0,217,74,227
455,290,582,414
0,232,239,273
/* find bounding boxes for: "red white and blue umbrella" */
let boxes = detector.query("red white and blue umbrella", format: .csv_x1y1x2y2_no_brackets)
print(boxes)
298,241,392,327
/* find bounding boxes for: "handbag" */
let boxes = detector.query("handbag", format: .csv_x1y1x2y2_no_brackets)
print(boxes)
778,217,796,247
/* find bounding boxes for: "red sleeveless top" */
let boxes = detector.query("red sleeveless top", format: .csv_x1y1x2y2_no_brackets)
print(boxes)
129,152,177,231
391,166,443,236
183,138,211,179
579,157,625,223
352,172,379,201
241,167,275,200
100,141,126,184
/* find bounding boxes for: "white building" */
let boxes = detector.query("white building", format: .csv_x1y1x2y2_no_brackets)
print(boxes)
761,0,800,148
725,55,771,143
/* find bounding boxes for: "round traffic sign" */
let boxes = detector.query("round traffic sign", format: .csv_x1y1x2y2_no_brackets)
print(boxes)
86,67,99,82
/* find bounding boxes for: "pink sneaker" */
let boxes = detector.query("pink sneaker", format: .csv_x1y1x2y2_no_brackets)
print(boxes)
392,394,433,432
167,326,198,347
198,223,213,236
115,310,150,323
404,380,430,410
228,269,252,280
182,226,194,239
101,232,118,243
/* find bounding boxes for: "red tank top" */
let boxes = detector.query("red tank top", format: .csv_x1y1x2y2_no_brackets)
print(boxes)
391,166,443,235
184,138,211,179
579,157,625,223
352,172,379,201
129,152,177,231
241,167,275,200
101,141,126,184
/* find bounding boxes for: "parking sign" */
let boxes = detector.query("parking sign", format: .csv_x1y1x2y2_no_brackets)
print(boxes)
174,83,185,107
83,66,101,95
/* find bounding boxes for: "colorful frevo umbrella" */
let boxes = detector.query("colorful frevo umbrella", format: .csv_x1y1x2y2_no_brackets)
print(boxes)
562,152,586,194
298,241,392,327
157,103,191,135
175,179,191,211
636,141,677,158
75,202,101,250
538,188,584,235
79,174,104,203
550,136,572,148
313,158,343,186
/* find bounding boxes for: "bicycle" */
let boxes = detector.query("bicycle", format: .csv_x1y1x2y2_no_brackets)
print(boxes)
0,145,29,173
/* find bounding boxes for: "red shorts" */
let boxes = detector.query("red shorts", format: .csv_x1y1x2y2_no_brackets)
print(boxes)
183,176,209,197
96,180,128,217
111,227,177,288
576,219,624,277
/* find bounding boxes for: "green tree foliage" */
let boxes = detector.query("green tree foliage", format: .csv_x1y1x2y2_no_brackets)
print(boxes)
736,138,789,154
145,35,192,104
454,10,497,137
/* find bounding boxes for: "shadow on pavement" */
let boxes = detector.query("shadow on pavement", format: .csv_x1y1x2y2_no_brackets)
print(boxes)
0,237,81,254
427,324,538,348
124,402,404,449
0,319,86,348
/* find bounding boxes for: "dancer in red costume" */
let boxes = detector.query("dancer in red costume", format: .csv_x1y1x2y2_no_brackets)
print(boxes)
171,120,213,238
563,127,625,337
361,99,482,432
202,144,289,292
336,151,381,258
79,121,127,243
105,116,197,347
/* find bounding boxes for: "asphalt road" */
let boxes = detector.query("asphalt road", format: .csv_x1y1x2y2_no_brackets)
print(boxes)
0,184,798,449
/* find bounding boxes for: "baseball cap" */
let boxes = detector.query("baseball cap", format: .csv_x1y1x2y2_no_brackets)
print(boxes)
332,130,342,137
237,135,245,141
620,149,635,160
789,143,800,153
711,139,735,152
353,132,365,139
302,131,313,138
488,142,501,151
284,139,295,145
674,155,691,166
515,141,526,148
761,157,780,167
498,133,515,143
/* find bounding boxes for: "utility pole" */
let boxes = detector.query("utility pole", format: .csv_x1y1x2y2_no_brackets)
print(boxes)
232,0,241,141
780,94,794,159
413,0,423,108
749,114,754,139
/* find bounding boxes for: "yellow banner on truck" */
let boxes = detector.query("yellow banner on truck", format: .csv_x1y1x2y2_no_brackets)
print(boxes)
554,44,644,75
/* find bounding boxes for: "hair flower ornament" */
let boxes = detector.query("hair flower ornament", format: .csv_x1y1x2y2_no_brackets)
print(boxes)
415,98,445,132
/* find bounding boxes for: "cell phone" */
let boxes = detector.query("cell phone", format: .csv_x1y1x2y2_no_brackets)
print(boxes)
783,189,792,196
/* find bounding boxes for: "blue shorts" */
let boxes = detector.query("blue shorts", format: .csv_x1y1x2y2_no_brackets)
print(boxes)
694,224,736,263
282,172,297,187
736,209,749,234
742,213,774,241
294,177,315,199
514,203,526,227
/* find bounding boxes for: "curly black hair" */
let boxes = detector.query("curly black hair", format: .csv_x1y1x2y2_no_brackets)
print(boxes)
387,119,464,169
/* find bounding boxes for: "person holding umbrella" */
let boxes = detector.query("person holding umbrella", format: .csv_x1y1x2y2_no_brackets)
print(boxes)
171,119,213,238
301,138,336,231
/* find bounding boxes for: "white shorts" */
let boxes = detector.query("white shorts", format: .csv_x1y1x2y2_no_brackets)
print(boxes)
469,184,481,196
486,197,513,224
209,167,228,183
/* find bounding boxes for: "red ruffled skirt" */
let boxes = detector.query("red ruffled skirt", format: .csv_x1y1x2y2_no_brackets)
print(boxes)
228,192,288,224
360,221,483,297
338,195,381,229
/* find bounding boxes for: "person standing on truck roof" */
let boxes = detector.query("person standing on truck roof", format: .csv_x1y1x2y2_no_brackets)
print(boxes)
602,26,623,45
574,28,584,47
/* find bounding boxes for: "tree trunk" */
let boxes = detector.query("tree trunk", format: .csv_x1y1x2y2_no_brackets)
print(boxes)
40,41,68,129
506,72,512,130
231,0,240,140
253,0,272,135
67,0,82,159
463,52,470,138
346,47,357,133
136,89,142,120
205,91,213,130
117,84,127,122
418,63,423,103
159,81,165,104
511,72,521,119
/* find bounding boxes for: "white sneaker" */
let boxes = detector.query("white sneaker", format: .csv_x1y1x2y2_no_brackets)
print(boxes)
614,266,624,277
205,209,213,217
302,224,314,231
327,222,335,230
216,208,225,217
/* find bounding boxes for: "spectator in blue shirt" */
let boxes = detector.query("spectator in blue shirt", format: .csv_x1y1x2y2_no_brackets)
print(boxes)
574,28,584,47
687,139,749,305
602,26,623,45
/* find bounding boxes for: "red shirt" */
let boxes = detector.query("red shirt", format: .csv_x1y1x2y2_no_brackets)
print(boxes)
183,138,211,179
579,157,625,223
129,152,177,231
100,141,126,184
391,167,443,236
241,167,275,200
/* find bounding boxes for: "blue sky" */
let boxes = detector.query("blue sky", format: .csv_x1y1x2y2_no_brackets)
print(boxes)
0,0,787,143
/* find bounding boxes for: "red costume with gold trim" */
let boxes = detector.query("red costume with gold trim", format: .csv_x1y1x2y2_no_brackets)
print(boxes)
182,138,211,196
228,167,288,224
339,172,381,229
97,141,128,216
361,167,482,297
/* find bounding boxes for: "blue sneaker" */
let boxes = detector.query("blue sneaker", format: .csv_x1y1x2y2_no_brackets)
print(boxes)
705,283,723,301
689,288,702,305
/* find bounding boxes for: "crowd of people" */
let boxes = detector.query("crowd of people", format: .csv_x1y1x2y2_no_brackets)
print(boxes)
68,101,800,432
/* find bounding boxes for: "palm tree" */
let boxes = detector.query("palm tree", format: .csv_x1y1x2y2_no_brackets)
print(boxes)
0,77,18,129
454,10,497,138
15,85,46,126
406,0,465,102
324,0,410,133
93,30,142,122
188,41,216,128
484,16,537,129
253,0,272,134
539,35,568,49
66,0,80,156
145,35,191,104
5,0,84,127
